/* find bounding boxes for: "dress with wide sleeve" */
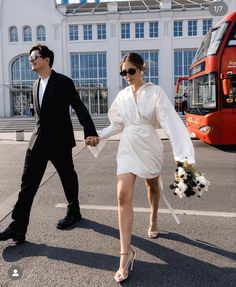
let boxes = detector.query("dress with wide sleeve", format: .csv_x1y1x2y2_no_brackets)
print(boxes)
155,86,195,164
87,93,124,157
89,83,195,177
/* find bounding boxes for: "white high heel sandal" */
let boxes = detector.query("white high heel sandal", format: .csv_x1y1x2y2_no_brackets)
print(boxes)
114,248,136,283
148,217,158,239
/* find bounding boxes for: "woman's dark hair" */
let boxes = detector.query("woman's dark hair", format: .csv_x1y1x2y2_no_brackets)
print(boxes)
29,44,54,68
120,52,145,71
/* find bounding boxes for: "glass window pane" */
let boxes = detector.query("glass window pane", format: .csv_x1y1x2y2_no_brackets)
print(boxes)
203,19,212,35
121,23,130,39
174,49,197,86
83,24,92,40
173,21,183,37
37,25,46,41
97,24,106,40
23,26,32,42
149,22,158,38
69,25,79,41
9,26,18,42
135,22,144,38
70,52,108,114
188,20,197,36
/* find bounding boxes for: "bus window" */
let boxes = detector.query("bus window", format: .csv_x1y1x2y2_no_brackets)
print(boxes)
190,74,217,114
207,22,229,55
193,22,229,63
226,22,236,46
193,36,211,63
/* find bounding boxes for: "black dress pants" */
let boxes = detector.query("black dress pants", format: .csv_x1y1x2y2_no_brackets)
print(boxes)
182,101,188,114
9,145,79,233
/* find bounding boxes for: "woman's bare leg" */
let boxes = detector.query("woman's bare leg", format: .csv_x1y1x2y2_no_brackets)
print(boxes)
145,176,160,235
116,173,136,276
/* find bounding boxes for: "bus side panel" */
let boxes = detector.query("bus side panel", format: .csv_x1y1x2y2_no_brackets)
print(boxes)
222,109,236,145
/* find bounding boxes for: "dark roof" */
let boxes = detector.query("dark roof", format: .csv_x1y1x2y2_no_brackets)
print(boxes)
58,0,214,15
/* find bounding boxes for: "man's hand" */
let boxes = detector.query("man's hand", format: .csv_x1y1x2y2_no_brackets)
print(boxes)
85,136,100,146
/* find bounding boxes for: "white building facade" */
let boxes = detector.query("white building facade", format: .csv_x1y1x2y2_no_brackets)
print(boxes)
0,0,235,117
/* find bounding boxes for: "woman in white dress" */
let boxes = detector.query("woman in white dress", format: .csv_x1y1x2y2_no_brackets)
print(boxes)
86,53,195,283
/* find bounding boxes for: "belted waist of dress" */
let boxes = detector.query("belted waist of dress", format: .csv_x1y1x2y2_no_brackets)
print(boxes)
124,123,154,128
123,124,156,135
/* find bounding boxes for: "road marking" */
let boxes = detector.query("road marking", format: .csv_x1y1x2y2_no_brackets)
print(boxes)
1,198,235,222
0,141,27,144
55,203,236,218
0,139,234,221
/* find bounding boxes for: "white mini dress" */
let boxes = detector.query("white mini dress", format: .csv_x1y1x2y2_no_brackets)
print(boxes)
90,83,195,179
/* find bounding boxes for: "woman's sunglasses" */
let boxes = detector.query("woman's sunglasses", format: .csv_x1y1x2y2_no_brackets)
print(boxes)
120,68,137,77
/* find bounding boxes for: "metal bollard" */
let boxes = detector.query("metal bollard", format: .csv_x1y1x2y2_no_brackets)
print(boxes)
16,130,24,141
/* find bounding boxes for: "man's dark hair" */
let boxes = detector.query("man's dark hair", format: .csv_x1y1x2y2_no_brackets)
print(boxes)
29,44,54,68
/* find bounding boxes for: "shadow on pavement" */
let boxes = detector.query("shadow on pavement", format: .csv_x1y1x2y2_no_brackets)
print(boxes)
212,144,236,153
2,219,235,286
158,231,236,261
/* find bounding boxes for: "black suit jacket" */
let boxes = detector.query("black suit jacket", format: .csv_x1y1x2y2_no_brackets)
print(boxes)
29,70,98,150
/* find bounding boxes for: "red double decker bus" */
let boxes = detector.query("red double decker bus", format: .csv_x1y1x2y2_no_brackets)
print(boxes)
177,11,236,145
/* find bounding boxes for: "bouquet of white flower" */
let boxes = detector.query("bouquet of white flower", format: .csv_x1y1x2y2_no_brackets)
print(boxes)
169,160,210,198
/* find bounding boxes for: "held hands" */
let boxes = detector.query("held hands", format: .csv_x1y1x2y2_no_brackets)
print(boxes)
85,136,100,147
86,136,106,158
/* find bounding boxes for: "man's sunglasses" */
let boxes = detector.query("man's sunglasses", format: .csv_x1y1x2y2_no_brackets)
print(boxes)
28,55,42,62
120,68,137,77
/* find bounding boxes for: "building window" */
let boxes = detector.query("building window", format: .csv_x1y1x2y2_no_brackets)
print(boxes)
188,20,197,36
69,25,79,41
174,49,197,110
135,22,144,38
11,55,38,116
121,50,159,86
149,22,158,38
36,25,46,41
121,23,130,39
23,26,32,42
83,24,92,40
203,19,212,35
97,24,106,40
173,21,183,37
9,26,18,43
70,52,108,114
174,49,197,84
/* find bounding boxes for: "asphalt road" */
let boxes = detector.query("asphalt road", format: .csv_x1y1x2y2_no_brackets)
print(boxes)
0,139,235,287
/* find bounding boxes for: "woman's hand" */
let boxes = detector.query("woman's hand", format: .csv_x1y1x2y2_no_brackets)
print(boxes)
176,161,196,167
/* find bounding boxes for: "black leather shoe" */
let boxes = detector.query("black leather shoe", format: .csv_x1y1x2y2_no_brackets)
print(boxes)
56,213,82,229
0,227,25,244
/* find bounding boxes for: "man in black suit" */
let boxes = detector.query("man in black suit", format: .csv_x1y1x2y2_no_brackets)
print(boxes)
0,44,99,244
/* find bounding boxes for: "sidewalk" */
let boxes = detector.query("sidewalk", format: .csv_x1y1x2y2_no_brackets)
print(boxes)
0,129,169,142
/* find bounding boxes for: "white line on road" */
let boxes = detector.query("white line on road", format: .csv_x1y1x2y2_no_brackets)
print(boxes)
55,203,236,218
